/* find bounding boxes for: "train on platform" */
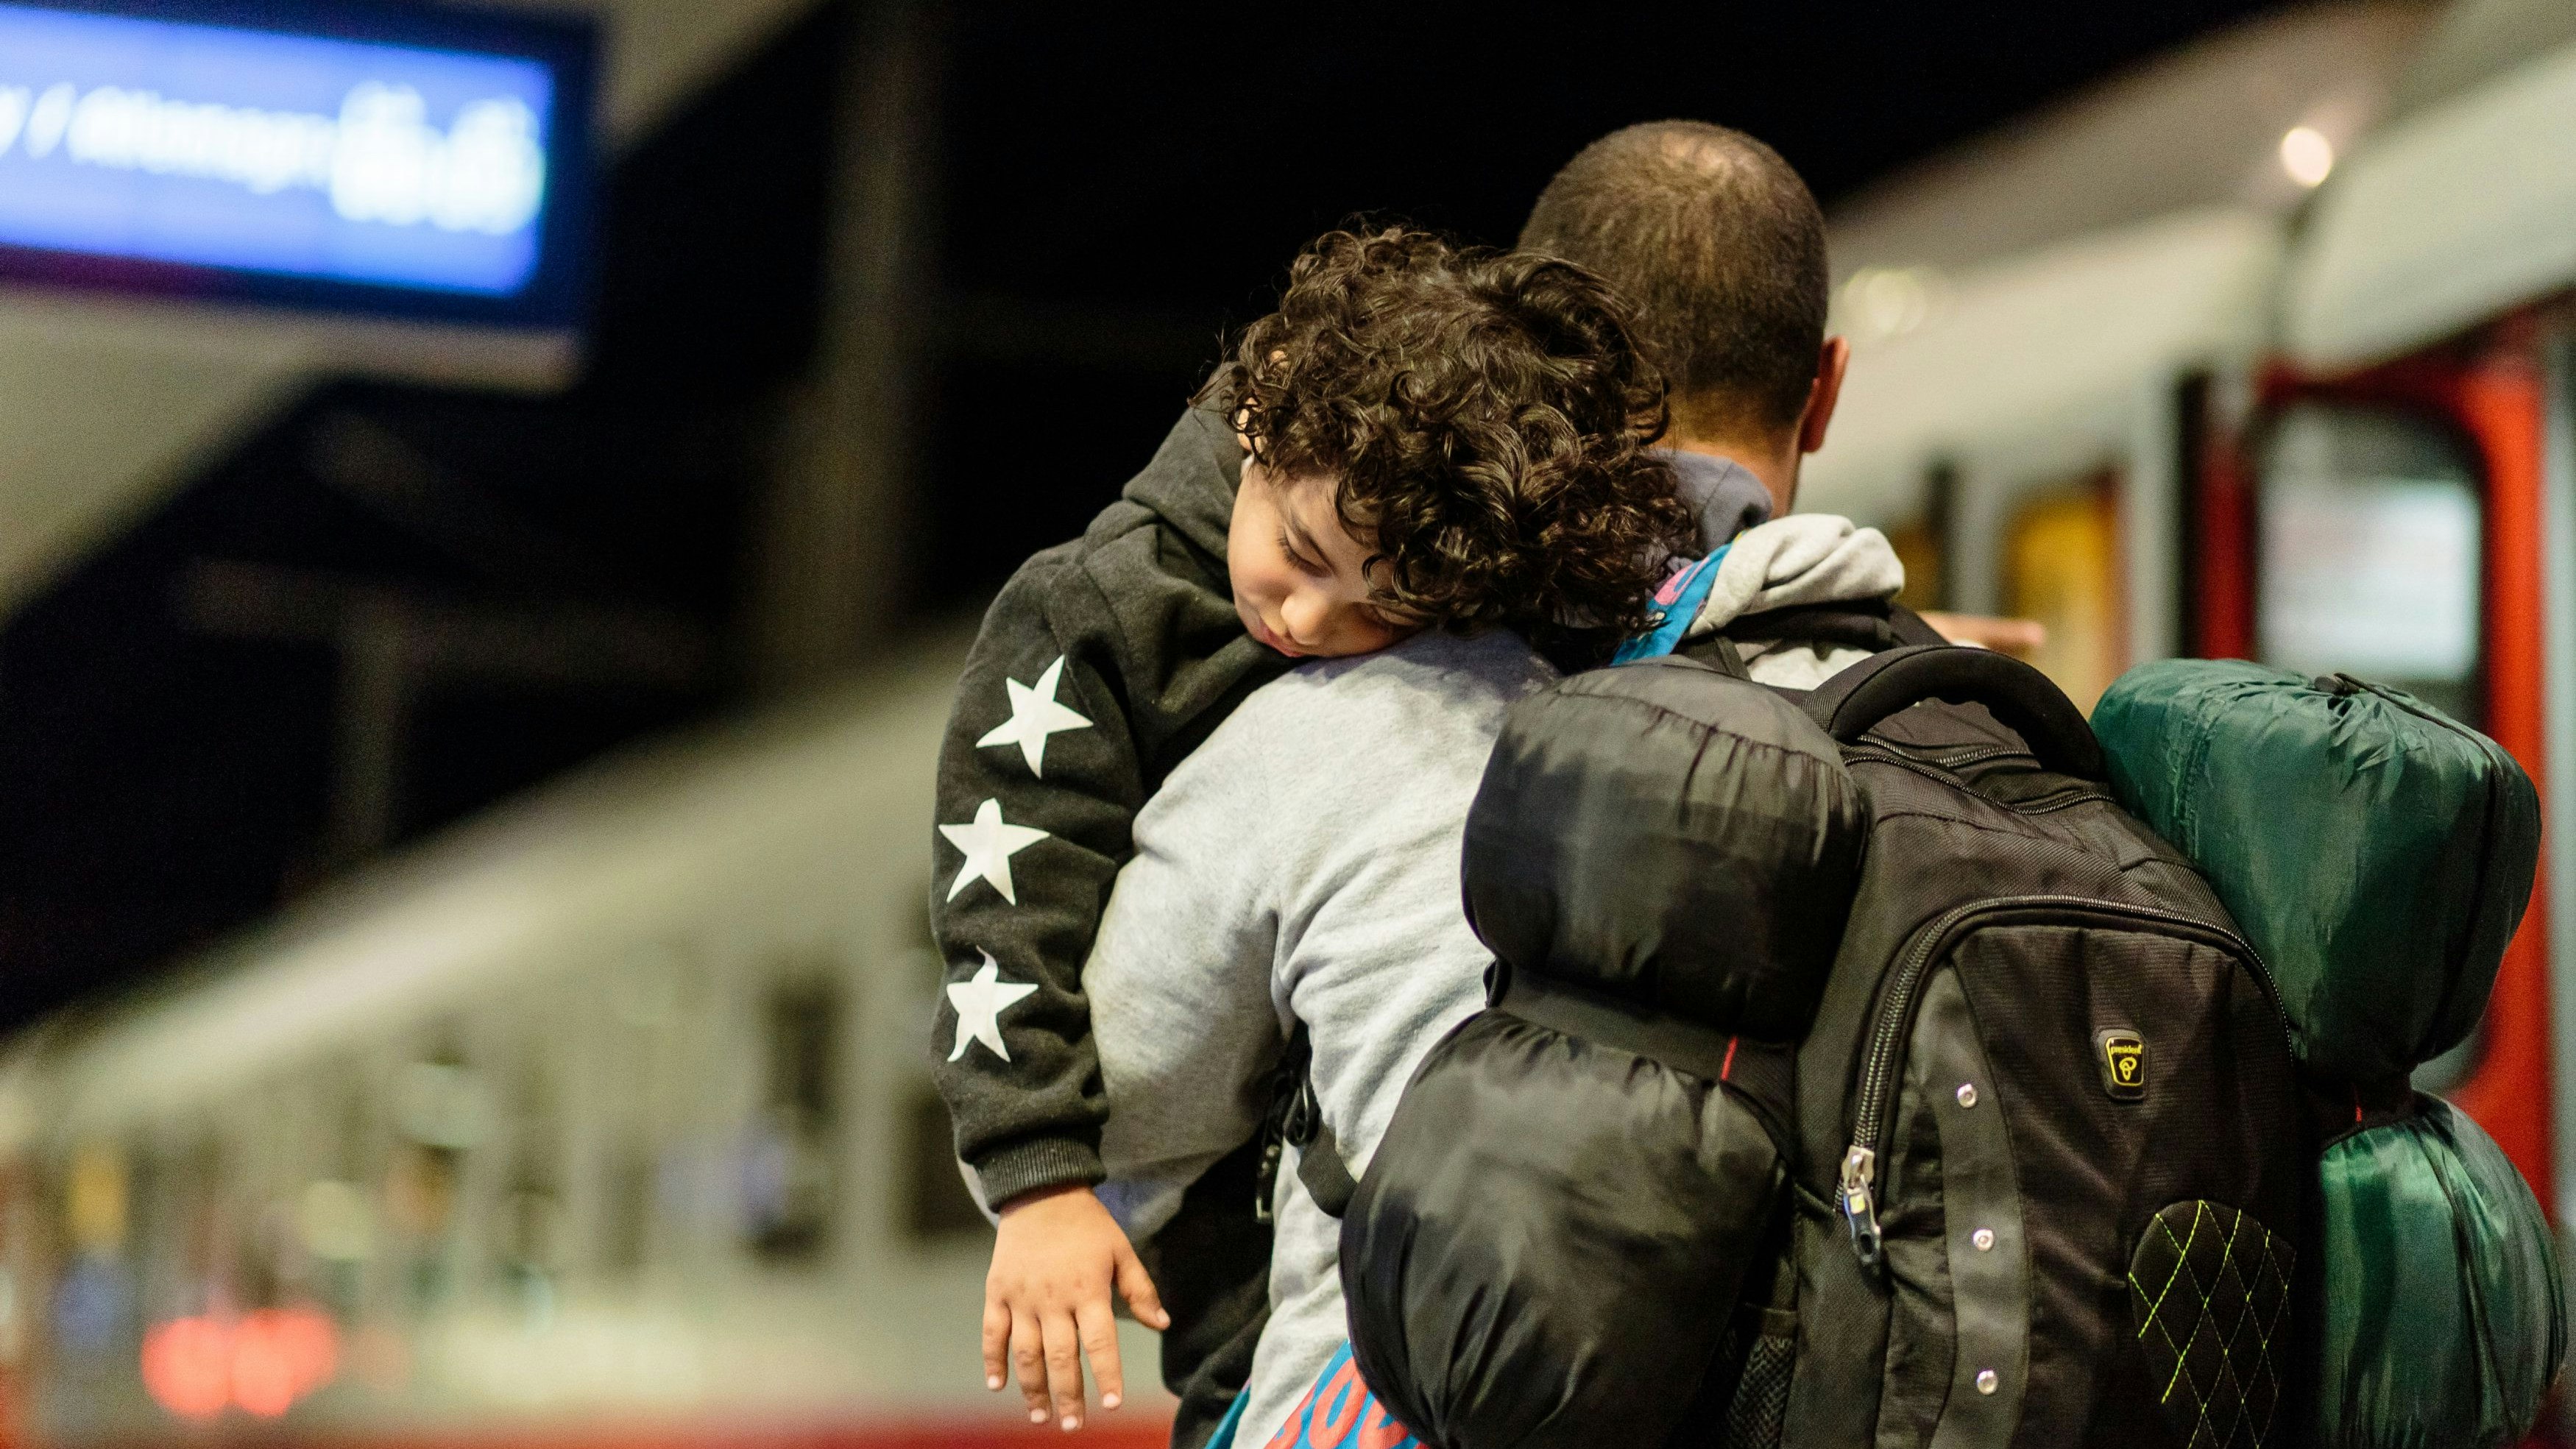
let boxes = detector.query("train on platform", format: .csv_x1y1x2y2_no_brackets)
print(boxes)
0,631,1167,1446
1,0,2574,1444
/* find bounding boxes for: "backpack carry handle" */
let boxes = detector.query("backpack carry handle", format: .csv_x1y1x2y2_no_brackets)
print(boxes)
1802,644,2106,780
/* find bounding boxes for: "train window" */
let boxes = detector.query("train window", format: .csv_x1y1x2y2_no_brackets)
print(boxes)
498,1059,561,1310
66,1144,128,1261
2003,474,2125,712
2255,403,2483,724
748,978,840,1263
903,1083,990,1242
54,1144,135,1361
394,1058,492,1153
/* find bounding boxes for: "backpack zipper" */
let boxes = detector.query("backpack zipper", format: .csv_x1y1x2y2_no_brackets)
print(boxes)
1838,895,2283,1269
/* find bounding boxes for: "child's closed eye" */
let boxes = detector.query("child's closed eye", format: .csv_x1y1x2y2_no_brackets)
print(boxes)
1277,528,1330,578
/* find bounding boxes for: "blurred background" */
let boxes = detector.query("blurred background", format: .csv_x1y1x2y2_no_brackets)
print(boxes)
0,0,2571,1442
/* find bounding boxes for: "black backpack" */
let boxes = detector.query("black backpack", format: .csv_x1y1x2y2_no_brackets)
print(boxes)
1694,627,2315,1449
1334,604,2315,1449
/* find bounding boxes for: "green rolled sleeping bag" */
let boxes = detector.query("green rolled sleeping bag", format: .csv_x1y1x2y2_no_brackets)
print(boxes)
2092,660,2538,1083
2094,659,2563,1449
2317,1097,2563,1449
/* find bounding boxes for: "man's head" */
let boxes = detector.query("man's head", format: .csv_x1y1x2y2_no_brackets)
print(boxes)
1519,121,1847,509
1209,227,1696,662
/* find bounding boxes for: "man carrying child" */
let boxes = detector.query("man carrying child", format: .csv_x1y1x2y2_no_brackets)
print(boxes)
936,120,1959,1444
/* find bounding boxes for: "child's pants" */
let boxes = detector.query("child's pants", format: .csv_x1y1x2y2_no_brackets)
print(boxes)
1250,1342,1422,1449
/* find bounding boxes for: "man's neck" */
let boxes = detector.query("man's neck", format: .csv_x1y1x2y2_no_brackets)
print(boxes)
1665,432,1797,517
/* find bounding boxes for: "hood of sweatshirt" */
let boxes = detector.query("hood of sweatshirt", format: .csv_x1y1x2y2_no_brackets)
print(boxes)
1115,400,1244,564
1664,450,1773,553
1682,514,1906,640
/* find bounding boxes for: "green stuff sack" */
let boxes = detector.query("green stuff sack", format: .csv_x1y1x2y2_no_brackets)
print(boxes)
2091,660,2538,1083
2097,660,2563,1447
2316,1096,2565,1449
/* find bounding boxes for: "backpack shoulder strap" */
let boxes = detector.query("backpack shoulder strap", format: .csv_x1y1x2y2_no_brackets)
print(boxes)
1710,598,1947,652
1884,603,1949,648
1257,1024,1359,1219
1725,600,1907,656
1673,600,1942,681
1674,631,1754,679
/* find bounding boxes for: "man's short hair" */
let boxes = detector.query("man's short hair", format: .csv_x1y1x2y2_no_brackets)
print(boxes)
1519,121,1828,439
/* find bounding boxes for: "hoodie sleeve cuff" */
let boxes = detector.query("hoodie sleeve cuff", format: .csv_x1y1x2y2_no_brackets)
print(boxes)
974,1137,1108,1210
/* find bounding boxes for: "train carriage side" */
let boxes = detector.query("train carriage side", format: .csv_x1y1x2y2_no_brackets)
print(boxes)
0,637,1168,1446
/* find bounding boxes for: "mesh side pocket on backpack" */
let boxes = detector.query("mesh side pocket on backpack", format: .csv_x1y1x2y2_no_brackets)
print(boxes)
1720,1307,1795,1449
2127,1199,2296,1449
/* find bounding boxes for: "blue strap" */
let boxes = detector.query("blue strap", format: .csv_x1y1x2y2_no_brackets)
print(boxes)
1613,545,1728,665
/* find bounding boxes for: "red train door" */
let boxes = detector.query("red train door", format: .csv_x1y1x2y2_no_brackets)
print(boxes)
2193,320,2557,1208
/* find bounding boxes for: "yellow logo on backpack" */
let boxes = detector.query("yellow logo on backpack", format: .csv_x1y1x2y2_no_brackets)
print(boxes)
2096,1029,2146,1102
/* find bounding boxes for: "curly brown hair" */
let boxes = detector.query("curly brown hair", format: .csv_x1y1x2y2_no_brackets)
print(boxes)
1204,227,1698,661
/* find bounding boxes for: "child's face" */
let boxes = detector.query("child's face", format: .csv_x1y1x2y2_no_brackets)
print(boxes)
1228,458,1418,659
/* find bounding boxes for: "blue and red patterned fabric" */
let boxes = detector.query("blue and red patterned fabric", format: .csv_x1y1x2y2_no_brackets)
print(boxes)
1261,1342,1421,1449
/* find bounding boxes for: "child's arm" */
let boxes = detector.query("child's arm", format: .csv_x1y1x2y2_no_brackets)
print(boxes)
980,683,1289,1431
932,404,1276,1200
931,544,1163,1206
930,404,1288,1422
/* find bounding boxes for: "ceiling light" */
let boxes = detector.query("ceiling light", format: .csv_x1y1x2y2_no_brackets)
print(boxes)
2280,126,2334,188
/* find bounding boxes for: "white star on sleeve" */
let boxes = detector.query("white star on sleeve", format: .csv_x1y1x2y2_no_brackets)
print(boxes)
938,797,1050,903
947,952,1039,1062
975,655,1093,776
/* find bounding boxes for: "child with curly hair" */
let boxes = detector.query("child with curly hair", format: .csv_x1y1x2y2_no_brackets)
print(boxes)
931,227,1707,1437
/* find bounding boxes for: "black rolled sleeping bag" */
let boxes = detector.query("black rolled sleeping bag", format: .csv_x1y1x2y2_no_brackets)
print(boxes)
1338,656,1869,1449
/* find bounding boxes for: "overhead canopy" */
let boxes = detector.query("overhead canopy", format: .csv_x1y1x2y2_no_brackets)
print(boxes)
1802,208,2282,528
2283,39,2576,369
0,303,311,616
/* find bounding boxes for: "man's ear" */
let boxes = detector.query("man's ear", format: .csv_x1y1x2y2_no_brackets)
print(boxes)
1797,337,1853,456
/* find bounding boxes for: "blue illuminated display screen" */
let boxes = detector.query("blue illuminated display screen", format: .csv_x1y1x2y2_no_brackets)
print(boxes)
0,0,593,323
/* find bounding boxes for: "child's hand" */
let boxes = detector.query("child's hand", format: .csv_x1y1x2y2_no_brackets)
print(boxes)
984,1183,1170,1431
